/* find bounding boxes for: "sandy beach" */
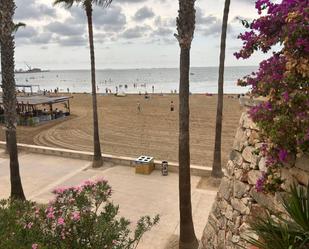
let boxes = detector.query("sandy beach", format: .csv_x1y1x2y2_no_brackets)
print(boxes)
0,93,243,166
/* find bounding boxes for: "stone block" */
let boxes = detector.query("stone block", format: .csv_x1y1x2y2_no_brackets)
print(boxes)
218,177,233,201
217,230,225,249
225,231,233,247
248,130,260,145
242,113,259,130
250,189,276,210
233,127,247,152
232,235,240,244
224,204,234,220
218,198,229,213
232,210,240,220
280,168,297,191
295,154,309,172
200,223,216,249
230,150,243,166
208,213,220,232
233,180,249,198
211,199,222,219
242,146,255,163
231,198,249,214
248,170,262,185
249,204,268,221
225,160,235,177
250,154,260,169
258,157,267,171
290,167,309,186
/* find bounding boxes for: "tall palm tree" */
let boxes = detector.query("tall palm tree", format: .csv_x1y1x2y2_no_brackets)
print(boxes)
175,0,198,248
211,0,231,178
0,0,26,200
2,22,25,155
54,0,112,168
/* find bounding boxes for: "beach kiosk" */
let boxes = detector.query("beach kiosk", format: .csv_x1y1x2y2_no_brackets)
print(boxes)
0,95,72,126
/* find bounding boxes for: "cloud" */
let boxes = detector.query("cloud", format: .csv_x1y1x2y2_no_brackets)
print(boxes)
56,36,87,47
15,26,54,45
45,21,85,36
15,26,38,39
121,25,152,39
68,5,127,32
93,6,127,31
133,6,155,21
15,0,56,20
154,16,175,28
195,7,232,37
152,27,173,37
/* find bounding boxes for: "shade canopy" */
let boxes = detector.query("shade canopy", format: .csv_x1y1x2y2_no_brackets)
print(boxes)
0,96,71,106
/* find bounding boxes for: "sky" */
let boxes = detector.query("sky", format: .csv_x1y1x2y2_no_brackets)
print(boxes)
11,0,268,70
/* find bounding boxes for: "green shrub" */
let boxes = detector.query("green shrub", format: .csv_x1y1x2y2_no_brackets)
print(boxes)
0,179,159,249
246,184,309,249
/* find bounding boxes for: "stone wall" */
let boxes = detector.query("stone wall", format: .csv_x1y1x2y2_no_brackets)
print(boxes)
199,111,309,249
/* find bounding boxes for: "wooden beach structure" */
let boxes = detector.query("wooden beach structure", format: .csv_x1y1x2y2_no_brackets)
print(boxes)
0,95,72,126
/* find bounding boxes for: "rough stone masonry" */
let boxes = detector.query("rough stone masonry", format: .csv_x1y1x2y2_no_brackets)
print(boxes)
199,110,309,249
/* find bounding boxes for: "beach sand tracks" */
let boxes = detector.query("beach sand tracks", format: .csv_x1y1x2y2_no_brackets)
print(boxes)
4,94,243,166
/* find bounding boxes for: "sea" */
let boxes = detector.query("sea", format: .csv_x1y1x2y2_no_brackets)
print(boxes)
14,66,257,94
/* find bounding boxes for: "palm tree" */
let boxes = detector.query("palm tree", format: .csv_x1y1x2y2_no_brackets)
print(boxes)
2,22,25,155
54,0,112,168
211,0,231,178
0,0,26,200
175,0,198,248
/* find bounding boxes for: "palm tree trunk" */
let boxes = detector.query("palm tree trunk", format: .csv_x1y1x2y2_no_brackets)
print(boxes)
0,0,26,200
176,0,198,248
85,4,103,168
211,0,231,178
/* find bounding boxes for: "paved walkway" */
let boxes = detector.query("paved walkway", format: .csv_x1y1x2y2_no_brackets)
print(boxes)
0,152,217,249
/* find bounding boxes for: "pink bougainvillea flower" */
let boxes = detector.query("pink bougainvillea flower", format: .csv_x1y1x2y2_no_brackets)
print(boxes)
278,149,288,162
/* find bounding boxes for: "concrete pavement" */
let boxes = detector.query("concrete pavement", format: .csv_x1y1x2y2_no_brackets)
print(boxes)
0,151,217,249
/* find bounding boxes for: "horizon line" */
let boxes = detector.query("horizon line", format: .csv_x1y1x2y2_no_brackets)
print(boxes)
26,65,258,71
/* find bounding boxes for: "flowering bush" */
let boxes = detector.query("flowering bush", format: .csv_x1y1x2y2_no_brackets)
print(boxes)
0,179,159,249
235,0,309,192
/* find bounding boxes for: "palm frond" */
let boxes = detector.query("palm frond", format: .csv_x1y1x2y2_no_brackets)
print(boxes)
245,184,309,249
13,22,25,33
93,0,112,8
53,0,76,8
282,184,309,232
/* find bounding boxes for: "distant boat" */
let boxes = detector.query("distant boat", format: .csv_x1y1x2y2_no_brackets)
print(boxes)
190,73,195,75
15,68,50,74
15,62,49,74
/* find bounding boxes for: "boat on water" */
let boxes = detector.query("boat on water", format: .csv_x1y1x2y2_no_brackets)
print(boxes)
15,68,50,74
15,62,49,74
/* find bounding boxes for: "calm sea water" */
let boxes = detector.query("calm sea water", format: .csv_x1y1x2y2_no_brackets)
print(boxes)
14,66,257,94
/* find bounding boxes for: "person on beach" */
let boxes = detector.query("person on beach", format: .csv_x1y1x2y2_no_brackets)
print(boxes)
170,101,174,111
152,85,154,93
137,101,141,112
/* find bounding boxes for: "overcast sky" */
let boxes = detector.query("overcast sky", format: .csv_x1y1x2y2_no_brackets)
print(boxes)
12,0,267,70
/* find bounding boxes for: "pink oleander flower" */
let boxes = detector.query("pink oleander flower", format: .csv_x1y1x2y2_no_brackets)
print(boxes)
46,212,55,219
32,243,38,249
53,186,68,195
71,211,80,221
57,217,65,226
